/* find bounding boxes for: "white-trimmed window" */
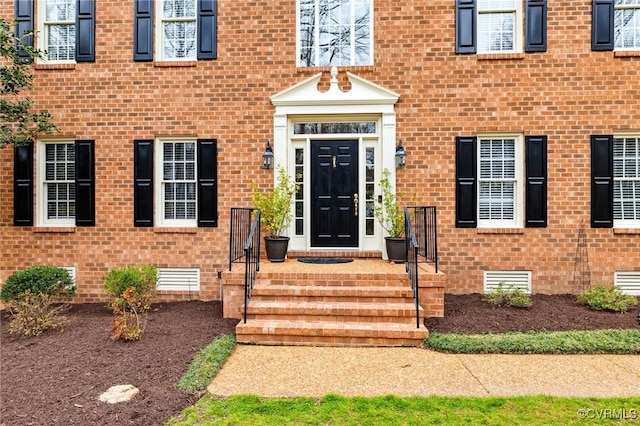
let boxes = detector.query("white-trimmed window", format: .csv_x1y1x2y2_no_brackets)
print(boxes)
477,0,521,53
478,135,524,227
156,139,197,227
39,0,76,62
613,135,640,227
157,0,197,60
615,0,640,50
298,0,373,67
37,141,76,226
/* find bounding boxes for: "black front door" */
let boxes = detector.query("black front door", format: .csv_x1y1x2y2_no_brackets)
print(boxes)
311,140,359,247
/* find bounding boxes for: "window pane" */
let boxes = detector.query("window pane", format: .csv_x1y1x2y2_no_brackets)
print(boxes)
162,141,197,222
615,8,640,49
298,0,372,67
46,0,75,21
43,142,75,220
478,12,514,52
163,0,195,18
163,22,196,59
614,137,640,221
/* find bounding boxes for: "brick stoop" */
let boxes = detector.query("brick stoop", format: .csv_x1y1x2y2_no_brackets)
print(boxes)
234,259,431,347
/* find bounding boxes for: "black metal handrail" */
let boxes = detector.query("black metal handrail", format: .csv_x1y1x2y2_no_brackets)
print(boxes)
404,206,439,329
406,206,438,273
404,208,421,328
229,208,261,324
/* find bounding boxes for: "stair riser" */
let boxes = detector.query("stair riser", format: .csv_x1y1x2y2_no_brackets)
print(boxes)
251,295,415,303
260,278,408,287
236,334,425,347
245,313,422,324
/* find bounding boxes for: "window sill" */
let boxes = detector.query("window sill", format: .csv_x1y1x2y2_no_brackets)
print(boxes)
477,228,524,234
154,61,197,68
153,227,197,234
33,227,76,233
614,50,640,57
613,228,640,235
477,53,525,61
34,63,76,70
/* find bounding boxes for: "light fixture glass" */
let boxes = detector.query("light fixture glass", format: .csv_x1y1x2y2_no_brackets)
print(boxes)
395,140,407,169
262,140,274,169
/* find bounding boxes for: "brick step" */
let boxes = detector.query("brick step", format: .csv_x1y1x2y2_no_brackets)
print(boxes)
245,300,423,324
251,284,415,303
258,274,408,287
236,319,429,347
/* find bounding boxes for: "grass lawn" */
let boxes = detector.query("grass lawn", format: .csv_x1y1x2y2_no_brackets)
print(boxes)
167,394,640,425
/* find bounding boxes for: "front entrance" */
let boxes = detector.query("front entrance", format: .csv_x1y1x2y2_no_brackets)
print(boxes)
310,140,359,247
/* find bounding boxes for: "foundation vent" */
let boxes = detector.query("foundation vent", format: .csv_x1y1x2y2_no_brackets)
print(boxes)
483,270,532,293
614,272,640,296
61,266,76,283
157,268,200,292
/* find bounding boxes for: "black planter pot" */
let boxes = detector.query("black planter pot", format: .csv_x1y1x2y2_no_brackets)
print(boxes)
264,236,290,262
385,237,406,263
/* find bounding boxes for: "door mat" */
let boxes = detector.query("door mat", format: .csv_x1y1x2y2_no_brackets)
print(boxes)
296,257,354,264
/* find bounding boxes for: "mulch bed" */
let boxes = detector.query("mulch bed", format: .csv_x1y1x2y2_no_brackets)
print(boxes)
1,301,238,426
425,293,640,334
1,295,639,425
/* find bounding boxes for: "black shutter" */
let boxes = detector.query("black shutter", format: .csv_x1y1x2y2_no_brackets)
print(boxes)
197,0,217,60
76,0,95,62
525,0,547,52
456,136,477,228
14,143,34,226
134,140,154,226
456,0,476,54
14,0,34,62
134,0,154,61
525,136,547,227
592,0,615,51
75,140,95,226
197,139,218,227
591,135,614,228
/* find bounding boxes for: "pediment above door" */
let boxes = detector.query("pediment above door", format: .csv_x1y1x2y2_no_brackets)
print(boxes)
270,67,399,109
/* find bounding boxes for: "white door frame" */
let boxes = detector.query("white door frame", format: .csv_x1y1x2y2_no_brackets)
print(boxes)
270,68,400,253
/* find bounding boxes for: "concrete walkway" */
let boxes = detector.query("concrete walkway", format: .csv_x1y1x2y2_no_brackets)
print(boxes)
208,345,640,398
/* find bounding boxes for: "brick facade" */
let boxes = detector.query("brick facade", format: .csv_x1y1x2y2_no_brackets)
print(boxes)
1,1,639,302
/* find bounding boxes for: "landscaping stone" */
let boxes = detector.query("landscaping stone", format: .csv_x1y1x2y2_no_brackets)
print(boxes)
98,385,139,404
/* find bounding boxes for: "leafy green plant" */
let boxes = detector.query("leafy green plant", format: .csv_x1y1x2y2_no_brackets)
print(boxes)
424,329,640,354
1,19,57,148
178,334,236,394
374,168,405,238
1,266,75,302
103,265,157,341
577,285,638,313
483,282,532,309
0,266,75,337
251,165,299,237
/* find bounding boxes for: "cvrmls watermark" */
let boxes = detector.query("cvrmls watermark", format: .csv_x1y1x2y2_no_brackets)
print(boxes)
577,408,638,420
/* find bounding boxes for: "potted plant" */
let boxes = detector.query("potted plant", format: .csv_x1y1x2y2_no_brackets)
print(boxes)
251,166,299,262
374,168,406,263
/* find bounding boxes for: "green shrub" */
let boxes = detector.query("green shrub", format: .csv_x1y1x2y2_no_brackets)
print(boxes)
1,266,75,302
103,265,157,341
577,285,638,313
1,266,75,337
483,283,532,309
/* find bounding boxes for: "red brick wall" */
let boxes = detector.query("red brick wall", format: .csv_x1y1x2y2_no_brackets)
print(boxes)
1,1,639,300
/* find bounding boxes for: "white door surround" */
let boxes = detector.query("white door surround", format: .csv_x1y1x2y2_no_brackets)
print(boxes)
270,67,400,253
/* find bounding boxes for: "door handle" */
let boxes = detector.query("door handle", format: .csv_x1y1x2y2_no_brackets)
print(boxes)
354,193,358,216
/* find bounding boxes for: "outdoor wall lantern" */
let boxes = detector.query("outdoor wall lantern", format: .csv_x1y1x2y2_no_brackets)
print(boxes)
395,140,407,169
262,140,274,169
